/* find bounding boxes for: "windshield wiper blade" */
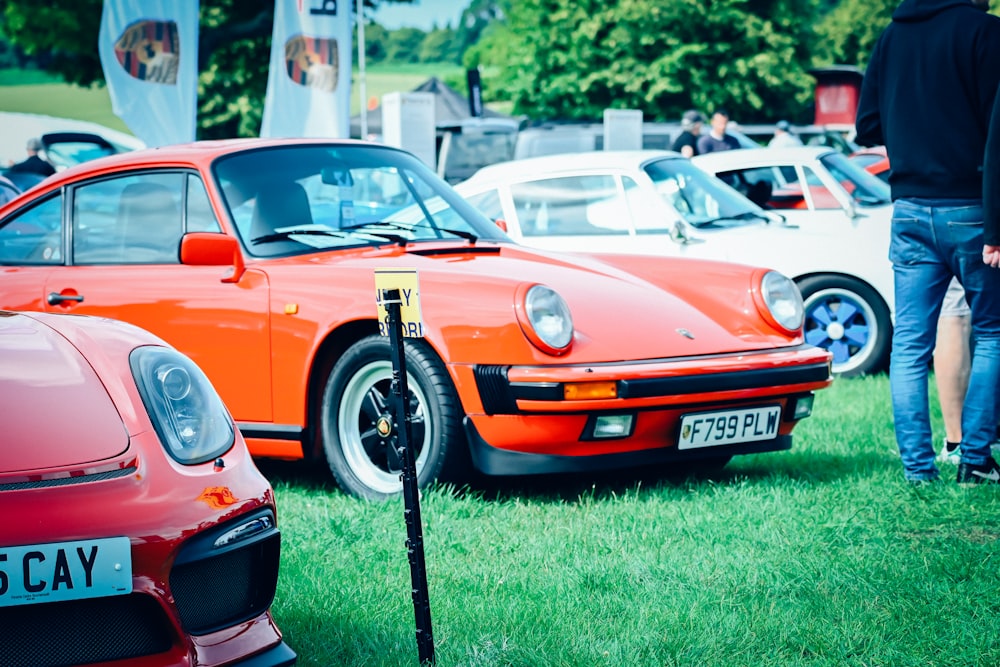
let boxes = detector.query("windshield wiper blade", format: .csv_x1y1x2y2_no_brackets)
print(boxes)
342,220,479,243
690,210,770,227
252,228,348,244
435,227,478,243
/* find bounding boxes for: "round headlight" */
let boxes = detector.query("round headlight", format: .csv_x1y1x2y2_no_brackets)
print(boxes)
521,284,574,353
761,270,804,332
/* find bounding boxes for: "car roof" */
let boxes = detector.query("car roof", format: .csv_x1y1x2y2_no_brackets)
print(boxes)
35,137,397,186
691,145,836,170
459,149,684,185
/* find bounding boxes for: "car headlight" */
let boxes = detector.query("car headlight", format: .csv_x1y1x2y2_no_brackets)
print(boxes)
130,346,235,464
516,284,574,355
759,270,804,332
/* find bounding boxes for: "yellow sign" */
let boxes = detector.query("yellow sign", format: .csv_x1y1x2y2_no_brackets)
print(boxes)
374,268,424,338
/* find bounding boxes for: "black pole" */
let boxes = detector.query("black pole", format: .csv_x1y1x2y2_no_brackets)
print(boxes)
383,288,435,666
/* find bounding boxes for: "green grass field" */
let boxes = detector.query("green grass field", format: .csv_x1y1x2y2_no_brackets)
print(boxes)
260,374,1000,667
0,64,462,135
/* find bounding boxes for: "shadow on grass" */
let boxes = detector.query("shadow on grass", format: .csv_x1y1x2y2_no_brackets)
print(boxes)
254,448,898,505
457,449,896,503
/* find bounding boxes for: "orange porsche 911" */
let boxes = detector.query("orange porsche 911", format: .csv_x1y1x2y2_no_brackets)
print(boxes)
0,139,832,499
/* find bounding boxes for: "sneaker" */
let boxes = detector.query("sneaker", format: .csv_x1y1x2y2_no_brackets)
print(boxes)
956,458,1000,485
937,439,961,465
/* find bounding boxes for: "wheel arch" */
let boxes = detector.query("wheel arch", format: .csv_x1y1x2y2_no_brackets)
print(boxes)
303,319,458,461
793,271,891,316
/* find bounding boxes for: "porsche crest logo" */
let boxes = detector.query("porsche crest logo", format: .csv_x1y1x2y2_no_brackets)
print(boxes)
196,486,238,510
285,34,339,92
113,19,180,84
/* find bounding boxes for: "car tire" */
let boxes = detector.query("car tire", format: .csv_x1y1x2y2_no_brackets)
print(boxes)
320,335,468,500
797,275,891,377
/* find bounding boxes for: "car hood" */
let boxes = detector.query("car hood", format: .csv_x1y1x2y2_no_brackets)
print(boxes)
265,242,803,364
0,312,129,473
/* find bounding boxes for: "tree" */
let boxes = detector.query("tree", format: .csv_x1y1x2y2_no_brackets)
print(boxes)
812,0,895,69
0,0,417,137
474,0,827,125
418,27,462,64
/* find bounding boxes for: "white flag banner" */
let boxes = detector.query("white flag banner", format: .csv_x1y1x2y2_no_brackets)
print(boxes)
260,0,352,138
98,0,199,147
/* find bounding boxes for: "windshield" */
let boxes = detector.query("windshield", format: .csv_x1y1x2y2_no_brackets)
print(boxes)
820,151,891,206
214,144,509,257
643,157,767,228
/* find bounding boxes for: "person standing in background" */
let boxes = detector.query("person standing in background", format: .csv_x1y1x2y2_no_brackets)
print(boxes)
7,137,55,177
768,120,803,148
696,109,740,155
855,0,1000,484
671,110,705,158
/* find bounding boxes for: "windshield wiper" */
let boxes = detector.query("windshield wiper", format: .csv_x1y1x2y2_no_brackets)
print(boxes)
690,210,771,227
252,228,349,244
342,220,479,244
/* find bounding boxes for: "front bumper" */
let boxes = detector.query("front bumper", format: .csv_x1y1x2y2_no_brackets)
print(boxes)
467,416,793,476
459,345,831,475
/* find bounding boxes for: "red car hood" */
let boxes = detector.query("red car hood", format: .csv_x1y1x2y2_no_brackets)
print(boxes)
0,312,129,473
263,242,801,364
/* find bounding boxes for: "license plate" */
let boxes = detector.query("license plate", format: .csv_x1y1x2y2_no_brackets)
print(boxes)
0,536,132,607
678,405,782,449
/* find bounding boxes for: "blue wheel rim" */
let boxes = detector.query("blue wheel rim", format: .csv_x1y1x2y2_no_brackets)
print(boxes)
803,288,878,374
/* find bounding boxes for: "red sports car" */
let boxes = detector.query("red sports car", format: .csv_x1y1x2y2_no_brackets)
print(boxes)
0,138,833,500
0,310,294,667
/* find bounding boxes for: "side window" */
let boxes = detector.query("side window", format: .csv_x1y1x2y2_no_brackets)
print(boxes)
186,174,221,232
74,172,185,264
801,166,843,210
0,195,64,264
509,175,629,236
719,166,803,210
464,189,504,222
623,176,672,232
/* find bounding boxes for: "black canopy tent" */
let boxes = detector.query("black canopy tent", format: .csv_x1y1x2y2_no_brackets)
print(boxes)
349,76,515,138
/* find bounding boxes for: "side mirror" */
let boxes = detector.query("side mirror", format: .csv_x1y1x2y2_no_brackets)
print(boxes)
494,218,508,233
669,220,691,244
180,232,246,283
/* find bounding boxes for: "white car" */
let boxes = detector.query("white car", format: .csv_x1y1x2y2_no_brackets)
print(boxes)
693,146,894,373
455,149,893,376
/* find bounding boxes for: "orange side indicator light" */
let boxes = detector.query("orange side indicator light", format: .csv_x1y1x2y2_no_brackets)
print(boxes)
284,303,299,315
564,381,618,400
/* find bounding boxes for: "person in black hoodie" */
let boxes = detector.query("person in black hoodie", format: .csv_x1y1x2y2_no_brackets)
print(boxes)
855,0,1000,484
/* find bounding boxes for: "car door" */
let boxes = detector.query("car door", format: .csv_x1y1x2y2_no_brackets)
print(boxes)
40,171,273,422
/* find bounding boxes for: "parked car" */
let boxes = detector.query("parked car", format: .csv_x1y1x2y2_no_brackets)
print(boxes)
849,145,890,183
732,122,861,155
692,146,895,376
0,138,832,499
0,173,19,206
436,116,521,184
512,121,759,160
456,148,891,377
0,310,294,667
0,112,144,170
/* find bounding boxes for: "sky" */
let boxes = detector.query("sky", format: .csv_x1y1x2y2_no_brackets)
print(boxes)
369,0,467,31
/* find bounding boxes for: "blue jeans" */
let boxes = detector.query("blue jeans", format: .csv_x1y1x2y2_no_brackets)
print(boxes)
889,198,1000,480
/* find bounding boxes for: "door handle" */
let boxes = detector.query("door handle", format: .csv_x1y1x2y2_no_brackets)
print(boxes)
47,292,84,305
